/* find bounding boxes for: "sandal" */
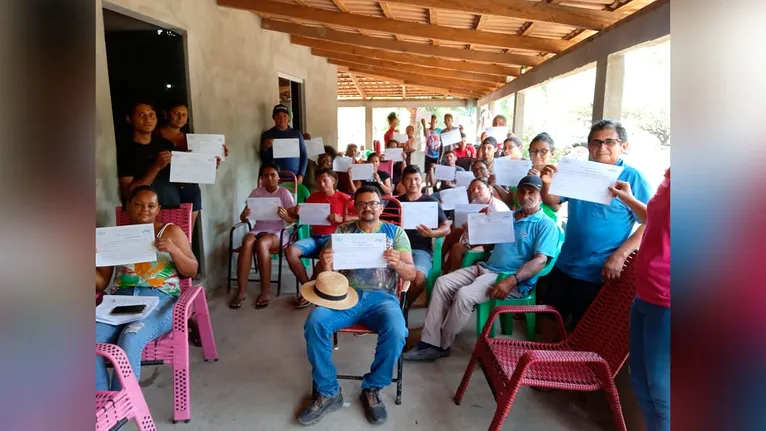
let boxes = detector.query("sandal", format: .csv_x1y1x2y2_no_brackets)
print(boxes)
255,296,270,309
229,295,247,310
294,295,311,309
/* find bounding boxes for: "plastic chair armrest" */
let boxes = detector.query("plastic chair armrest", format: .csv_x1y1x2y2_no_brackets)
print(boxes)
482,305,566,340
175,284,204,325
96,343,136,389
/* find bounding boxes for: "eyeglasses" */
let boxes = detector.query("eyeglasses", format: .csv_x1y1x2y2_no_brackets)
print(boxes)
529,149,550,156
588,138,622,147
355,201,381,210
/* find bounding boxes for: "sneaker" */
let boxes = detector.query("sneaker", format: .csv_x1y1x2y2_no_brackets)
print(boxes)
360,387,387,424
297,390,344,426
402,343,448,361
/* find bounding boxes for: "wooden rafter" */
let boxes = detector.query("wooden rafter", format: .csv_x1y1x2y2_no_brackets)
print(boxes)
380,0,619,30
291,36,520,77
402,85,406,98
221,0,571,53
347,73,366,99
328,59,497,92
346,69,479,99
428,9,439,46
263,20,544,67
378,2,404,41
335,63,486,96
314,49,506,85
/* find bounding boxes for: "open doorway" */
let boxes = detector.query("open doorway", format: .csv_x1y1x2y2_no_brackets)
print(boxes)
278,76,305,132
103,8,204,271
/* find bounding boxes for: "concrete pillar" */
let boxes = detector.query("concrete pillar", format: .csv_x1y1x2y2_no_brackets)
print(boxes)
592,54,625,123
364,104,373,152
512,92,525,137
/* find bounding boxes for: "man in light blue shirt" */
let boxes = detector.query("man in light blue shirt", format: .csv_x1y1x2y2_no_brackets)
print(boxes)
539,119,651,338
404,175,560,361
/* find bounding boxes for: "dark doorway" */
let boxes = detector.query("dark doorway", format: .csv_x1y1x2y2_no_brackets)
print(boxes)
103,9,203,271
278,76,305,132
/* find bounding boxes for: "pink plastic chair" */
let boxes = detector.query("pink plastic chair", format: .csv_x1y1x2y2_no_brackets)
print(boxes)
379,159,394,178
96,343,156,431
114,203,218,423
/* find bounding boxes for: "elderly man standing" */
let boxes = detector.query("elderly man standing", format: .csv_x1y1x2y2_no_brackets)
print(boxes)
403,176,560,360
299,185,416,426
260,104,307,183
538,119,651,340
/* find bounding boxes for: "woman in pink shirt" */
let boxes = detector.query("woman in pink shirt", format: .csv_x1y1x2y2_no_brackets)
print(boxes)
609,167,670,431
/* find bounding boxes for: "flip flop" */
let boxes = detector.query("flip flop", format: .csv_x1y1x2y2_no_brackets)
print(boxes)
255,297,270,309
228,295,247,310
294,295,311,309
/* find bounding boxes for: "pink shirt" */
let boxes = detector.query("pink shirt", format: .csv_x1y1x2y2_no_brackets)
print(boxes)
248,186,296,246
634,173,670,307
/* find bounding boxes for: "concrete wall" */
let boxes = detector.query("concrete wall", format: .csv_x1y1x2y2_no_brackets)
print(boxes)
95,0,338,289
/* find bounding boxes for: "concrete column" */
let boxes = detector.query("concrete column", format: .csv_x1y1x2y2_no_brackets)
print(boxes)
512,92,525,137
364,104,373,152
592,54,625,123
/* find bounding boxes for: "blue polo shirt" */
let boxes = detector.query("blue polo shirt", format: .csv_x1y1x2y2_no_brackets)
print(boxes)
260,126,308,176
480,208,560,296
556,159,651,283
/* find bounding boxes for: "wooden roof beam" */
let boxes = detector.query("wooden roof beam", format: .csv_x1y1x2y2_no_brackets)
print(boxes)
348,73,366,99
347,69,478,99
313,48,506,85
220,0,571,53
378,2,404,41
293,36,518,77
380,0,620,30
266,20,543,67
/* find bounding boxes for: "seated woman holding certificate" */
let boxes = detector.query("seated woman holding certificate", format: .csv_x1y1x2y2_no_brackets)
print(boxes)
96,186,198,391
348,153,392,197
441,178,510,274
229,162,297,310
285,168,352,308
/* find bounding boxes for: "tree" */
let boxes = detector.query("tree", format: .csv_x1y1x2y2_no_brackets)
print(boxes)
625,107,670,146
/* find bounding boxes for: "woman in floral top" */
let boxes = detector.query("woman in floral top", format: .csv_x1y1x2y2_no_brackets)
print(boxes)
96,186,198,391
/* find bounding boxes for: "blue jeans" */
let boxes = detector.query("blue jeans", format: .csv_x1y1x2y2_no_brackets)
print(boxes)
411,249,433,277
292,234,331,257
96,287,176,391
304,290,407,397
629,297,670,431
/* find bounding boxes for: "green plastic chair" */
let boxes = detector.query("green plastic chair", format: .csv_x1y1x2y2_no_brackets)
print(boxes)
507,186,558,223
272,183,311,262
424,237,444,304
473,227,565,340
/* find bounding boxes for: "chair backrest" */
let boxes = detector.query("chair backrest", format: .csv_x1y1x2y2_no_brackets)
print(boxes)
296,183,311,204
378,160,394,178
565,252,638,376
456,156,475,172
343,196,402,226
336,171,354,195
276,171,298,197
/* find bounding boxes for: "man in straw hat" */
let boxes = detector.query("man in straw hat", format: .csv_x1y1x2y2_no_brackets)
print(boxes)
298,185,416,426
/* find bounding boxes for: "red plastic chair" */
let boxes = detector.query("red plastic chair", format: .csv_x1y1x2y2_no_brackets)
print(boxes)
96,343,156,431
332,278,411,405
344,196,402,227
115,203,219,423
454,253,638,431
378,160,394,179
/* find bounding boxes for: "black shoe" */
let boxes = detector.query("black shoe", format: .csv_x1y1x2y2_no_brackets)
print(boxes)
360,387,387,424
298,390,344,426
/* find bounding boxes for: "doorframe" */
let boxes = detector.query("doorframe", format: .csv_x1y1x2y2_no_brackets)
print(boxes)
278,73,307,132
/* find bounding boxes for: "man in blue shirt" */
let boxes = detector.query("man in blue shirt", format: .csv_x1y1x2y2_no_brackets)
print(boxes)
260,104,307,183
403,175,560,361
538,119,651,339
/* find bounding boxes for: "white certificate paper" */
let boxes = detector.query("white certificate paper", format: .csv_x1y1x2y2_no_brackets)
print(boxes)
455,171,475,188
454,204,487,228
332,233,387,270
299,203,331,226
549,158,624,205
351,163,374,181
393,132,408,143
484,126,509,143
333,156,354,172
96,224,157,267
169,151,217,184
272,138,300,159
440,129,461,146
467,212,515,245
186,134,225,158
434,165,456,181
306,137,325,157
401,202,439,229
384,148,404,161
494,158,532,187
439,186,470,210
247,197,281,221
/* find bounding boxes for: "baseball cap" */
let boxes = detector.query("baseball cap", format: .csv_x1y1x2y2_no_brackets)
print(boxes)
517,175,542,190
482,136,498,146
272,104,290,116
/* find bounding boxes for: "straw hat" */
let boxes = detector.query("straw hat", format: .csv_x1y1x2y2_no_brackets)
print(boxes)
300,271,358,310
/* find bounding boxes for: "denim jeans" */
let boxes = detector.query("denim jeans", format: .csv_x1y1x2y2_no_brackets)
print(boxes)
629,297,670,431
96,287,176,391
304,289,407,397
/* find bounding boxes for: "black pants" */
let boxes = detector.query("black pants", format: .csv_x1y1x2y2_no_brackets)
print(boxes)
538,266,603,329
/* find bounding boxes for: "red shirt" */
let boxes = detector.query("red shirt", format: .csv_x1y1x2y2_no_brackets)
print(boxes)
306,190,351,235
453,144,477,159
383,128,397,146
634,172,670,307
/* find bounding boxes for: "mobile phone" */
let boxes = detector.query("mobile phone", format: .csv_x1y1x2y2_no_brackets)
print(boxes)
110,304,146,315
